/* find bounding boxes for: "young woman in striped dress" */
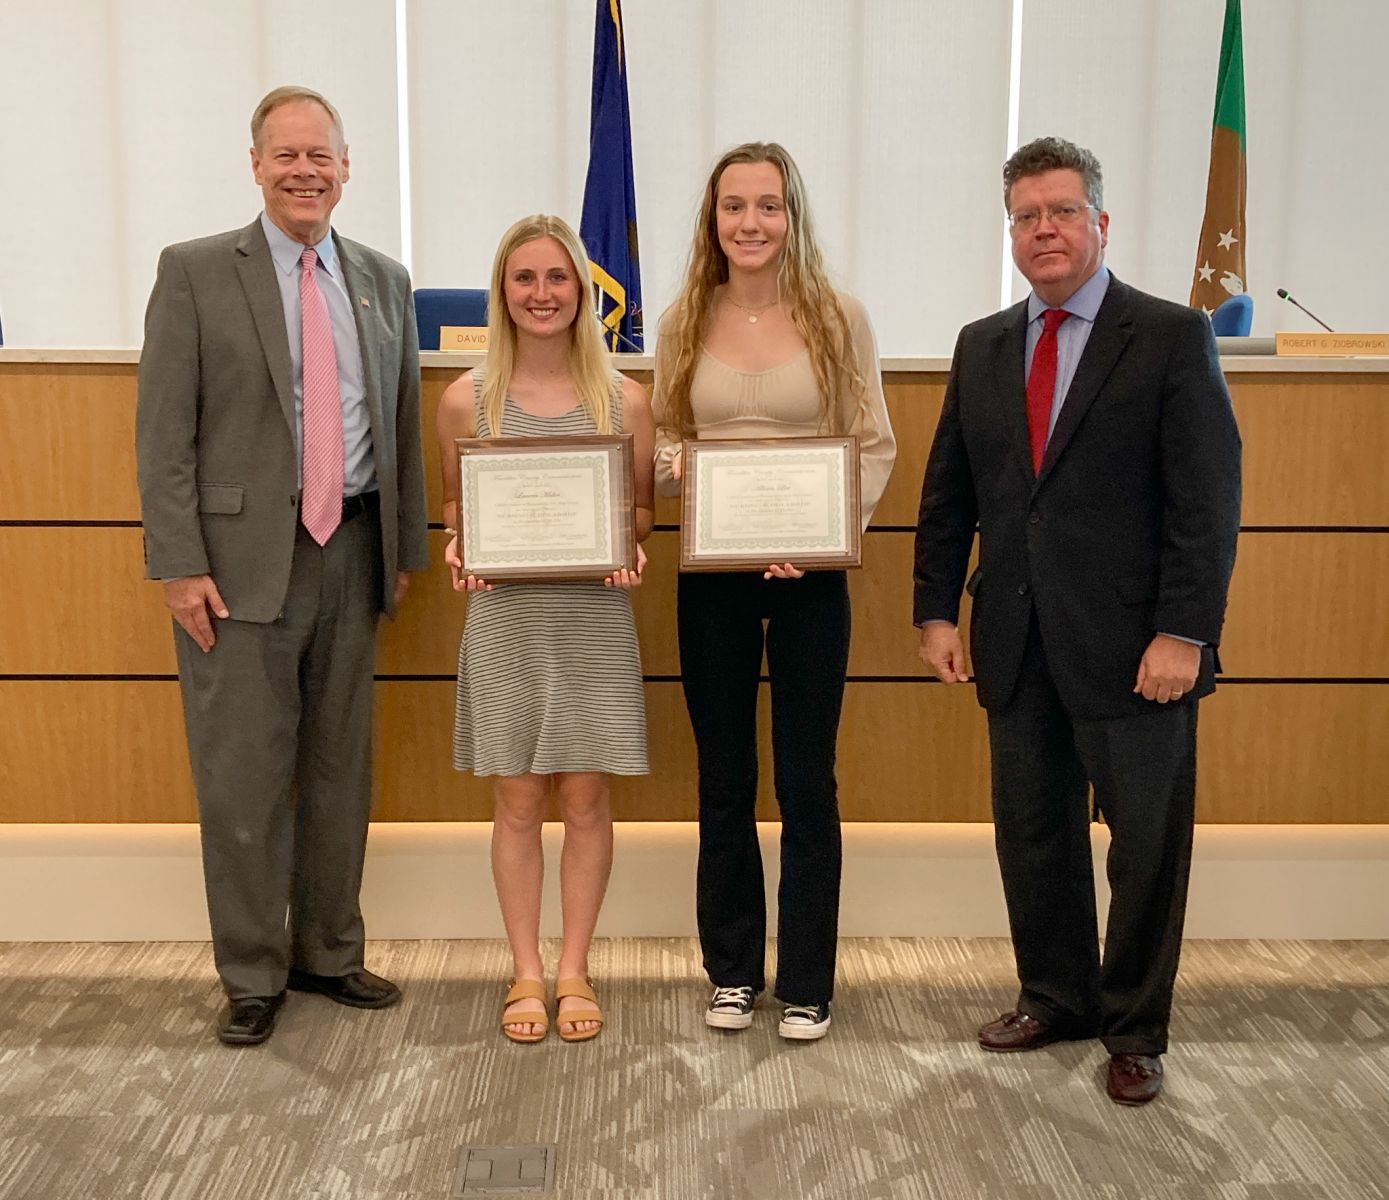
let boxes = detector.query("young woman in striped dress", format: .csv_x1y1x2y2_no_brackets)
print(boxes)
436,215,654,1043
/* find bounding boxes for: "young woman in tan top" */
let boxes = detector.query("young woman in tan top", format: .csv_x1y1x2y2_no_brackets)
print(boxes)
652,142,895,1040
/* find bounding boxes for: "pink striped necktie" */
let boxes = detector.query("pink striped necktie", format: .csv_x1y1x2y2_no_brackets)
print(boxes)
299,247,344,545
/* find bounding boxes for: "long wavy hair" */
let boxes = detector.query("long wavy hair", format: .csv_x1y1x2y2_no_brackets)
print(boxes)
480,214,613,436
662,142,864,436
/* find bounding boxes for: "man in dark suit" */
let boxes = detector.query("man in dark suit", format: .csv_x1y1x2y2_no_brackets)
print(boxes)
136,86,428,1045
913,137,1241,1104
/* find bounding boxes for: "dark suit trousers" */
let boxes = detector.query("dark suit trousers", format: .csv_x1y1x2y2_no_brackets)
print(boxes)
986,614,1197,1056
678,570,850,1006
173,511,384,999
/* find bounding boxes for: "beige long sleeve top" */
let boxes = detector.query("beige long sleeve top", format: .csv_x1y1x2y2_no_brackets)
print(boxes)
652,292,896,529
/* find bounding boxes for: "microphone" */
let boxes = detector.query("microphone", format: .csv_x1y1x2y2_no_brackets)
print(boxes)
1276,288,1335,333
606,325,646,354
588,285,646,353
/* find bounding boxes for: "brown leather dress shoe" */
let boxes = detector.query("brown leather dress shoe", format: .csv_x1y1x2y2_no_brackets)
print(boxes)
977,1010,1069,1052
287,968,401,1009
1107,1053,1164,1105
218,992,286,1045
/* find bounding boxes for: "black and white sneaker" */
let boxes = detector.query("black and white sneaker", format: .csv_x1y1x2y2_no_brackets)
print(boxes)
778,1002,831,1040
705,985,760,1029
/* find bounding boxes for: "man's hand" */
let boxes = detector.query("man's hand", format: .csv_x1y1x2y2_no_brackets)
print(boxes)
1134,633,1200,703
393,571,412,608
919,621,968,682
163,574,228,653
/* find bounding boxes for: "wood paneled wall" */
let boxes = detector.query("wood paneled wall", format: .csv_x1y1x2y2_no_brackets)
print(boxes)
2,361,1386,822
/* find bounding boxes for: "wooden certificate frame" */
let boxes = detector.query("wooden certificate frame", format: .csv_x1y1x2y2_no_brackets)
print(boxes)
455,434,637,582
680,436,862,572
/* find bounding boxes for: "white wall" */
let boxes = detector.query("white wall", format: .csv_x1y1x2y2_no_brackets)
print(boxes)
0,0,399,348
1017,0,1389,334
407,0,1011,354
0,0,1385,352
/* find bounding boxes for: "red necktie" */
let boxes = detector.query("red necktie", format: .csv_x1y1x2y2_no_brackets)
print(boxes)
1026,307,1070,475
299,247,344,545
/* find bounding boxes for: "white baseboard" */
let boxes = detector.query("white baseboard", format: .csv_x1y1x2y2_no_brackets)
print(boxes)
2,823,1387,941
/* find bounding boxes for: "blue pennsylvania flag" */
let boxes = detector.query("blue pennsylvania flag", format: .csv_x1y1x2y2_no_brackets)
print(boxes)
580,0,643,351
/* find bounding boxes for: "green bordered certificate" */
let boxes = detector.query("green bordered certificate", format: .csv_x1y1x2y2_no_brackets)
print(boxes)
456,435,637,582
680,436,861,572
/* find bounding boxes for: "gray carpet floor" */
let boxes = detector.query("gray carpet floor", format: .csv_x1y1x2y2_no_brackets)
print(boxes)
1,938,1386,1199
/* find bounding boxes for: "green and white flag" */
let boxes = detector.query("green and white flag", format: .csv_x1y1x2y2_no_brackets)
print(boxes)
1190,0,1246,314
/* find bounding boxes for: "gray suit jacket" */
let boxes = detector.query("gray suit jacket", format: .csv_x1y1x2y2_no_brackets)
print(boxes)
136,217,428,621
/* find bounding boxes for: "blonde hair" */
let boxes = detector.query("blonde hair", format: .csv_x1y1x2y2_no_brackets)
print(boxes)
662,142,864,436
481,215,614,437
251,85,345,150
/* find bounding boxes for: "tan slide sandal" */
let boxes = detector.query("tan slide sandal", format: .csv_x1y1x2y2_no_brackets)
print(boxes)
554,977,604,1043
501,979,549,1044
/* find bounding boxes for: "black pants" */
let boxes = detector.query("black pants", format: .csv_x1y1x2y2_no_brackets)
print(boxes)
986,613,1197,1055
678,570,850,1006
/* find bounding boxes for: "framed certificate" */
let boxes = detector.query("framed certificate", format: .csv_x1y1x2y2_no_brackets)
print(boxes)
680,436,861,572
455,435,637,582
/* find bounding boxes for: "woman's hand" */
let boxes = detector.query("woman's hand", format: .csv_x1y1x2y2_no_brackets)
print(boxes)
605,543,647,589
445,534,492,592
671,448,683,482
763,562,805,580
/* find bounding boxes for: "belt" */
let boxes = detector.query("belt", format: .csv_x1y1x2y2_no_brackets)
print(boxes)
341,490,380,521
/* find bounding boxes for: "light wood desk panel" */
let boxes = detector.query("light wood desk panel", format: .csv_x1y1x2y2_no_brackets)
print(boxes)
1219,532,1389,676
8,526,1389,680
845,529,1389,680
0,364,141,521
1229,374,1389,526
4,680,1385,824
0,679,992,823
0,527,176,674
1197,683,1389,822
371,529,1389,681
0,681,197,822
6,364,1389,530
376,529,927,680
3,358,1386,826
871,377,946,527
375,681,702,822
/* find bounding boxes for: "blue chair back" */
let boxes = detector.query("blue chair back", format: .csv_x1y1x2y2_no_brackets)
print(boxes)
414,289,488,350
1210,293,1253,337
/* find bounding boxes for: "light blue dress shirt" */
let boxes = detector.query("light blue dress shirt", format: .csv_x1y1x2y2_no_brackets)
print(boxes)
260,212,376,496
1024,264,1110,444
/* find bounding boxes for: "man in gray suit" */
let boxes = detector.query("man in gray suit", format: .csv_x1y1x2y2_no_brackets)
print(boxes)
136,86,428,1044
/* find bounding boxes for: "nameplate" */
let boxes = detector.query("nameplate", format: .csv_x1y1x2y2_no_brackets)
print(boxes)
439,326,489,352
1275,331,1389,357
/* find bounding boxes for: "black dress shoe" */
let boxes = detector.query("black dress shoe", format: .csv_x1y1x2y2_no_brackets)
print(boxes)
218,992,286,1045
1107,1053,1164,1105
287,968,401,1009
977,1010,1094,1052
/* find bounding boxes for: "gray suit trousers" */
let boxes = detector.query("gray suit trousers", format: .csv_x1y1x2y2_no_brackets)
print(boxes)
174,511,384,999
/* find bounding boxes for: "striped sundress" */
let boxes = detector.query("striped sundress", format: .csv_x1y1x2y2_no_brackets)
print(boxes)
451,373,649,777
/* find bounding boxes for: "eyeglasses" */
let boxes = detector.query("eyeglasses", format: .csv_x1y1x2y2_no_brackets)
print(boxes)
1007,202,1097,233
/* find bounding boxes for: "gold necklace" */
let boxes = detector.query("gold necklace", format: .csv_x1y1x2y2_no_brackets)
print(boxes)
725,295,779,324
